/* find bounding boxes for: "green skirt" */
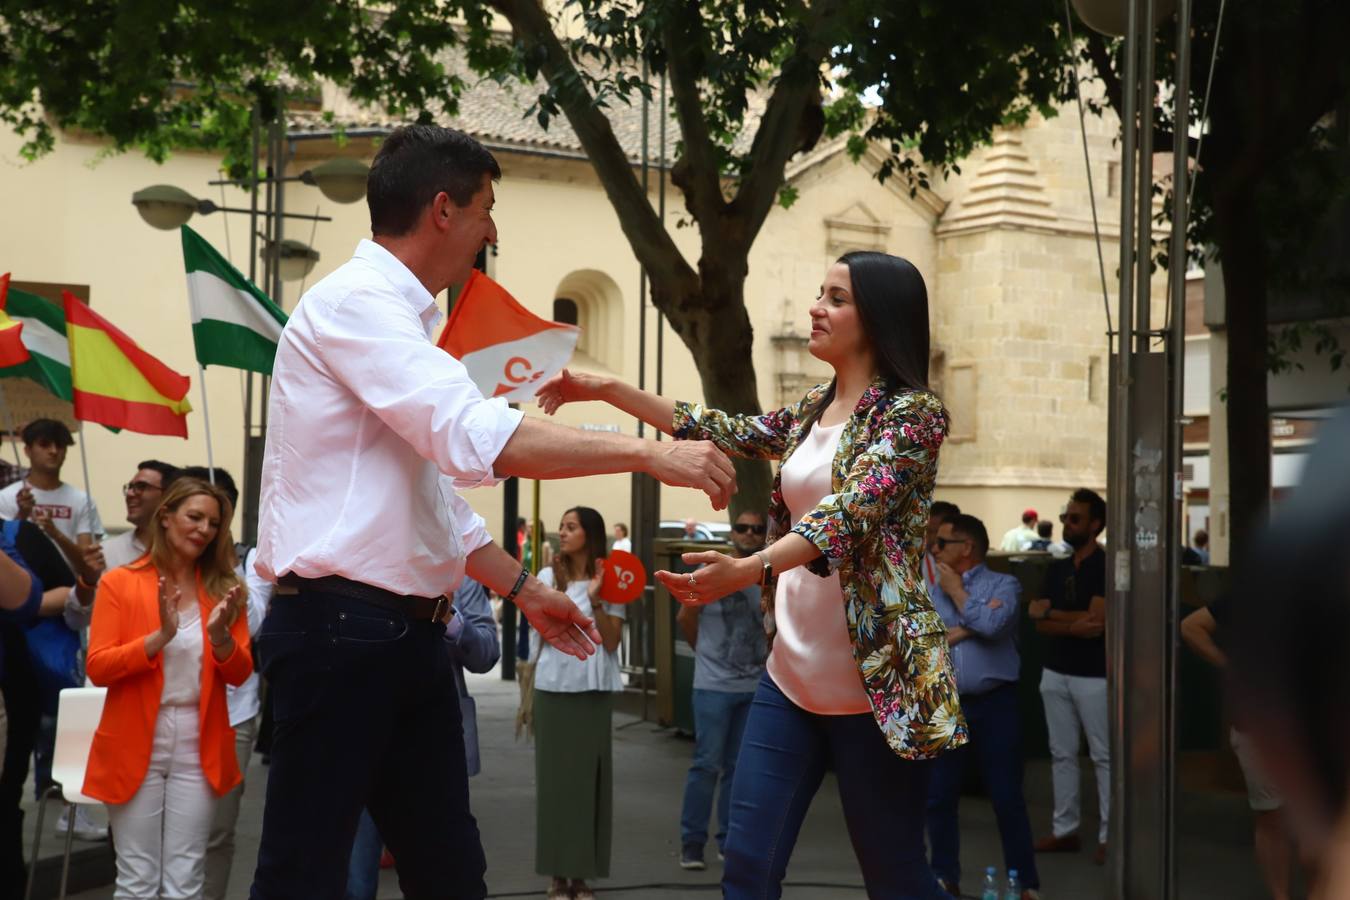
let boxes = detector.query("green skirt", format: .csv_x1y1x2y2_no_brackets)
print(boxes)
534,689,614,879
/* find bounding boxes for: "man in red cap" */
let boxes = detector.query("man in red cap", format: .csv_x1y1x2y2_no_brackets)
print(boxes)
999,508,1040,552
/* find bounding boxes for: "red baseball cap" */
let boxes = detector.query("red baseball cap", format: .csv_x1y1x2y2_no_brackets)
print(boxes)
1023,508,1039,520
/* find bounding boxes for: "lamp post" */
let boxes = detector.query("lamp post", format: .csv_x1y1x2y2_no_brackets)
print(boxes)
132,110,374,543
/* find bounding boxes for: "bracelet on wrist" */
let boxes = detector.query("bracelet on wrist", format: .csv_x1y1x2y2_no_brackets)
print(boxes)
504,568,530,604
753,550,773,587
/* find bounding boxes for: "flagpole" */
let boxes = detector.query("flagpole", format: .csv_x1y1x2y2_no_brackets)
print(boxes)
531,479,542,576
76,421,95,527
197,366,216,484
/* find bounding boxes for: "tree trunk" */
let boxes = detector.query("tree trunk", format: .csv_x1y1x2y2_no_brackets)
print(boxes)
655,272,774,523
1214,178,1272,555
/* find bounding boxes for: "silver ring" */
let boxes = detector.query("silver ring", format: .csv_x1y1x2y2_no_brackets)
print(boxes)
688,592,696,601
689,574,697,586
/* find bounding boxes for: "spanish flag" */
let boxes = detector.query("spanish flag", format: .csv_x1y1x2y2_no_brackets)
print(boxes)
63,291,192,437
0,275,33,369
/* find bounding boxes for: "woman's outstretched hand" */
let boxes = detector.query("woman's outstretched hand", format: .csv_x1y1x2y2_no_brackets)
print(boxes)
536,369,607,415
656,551,760,607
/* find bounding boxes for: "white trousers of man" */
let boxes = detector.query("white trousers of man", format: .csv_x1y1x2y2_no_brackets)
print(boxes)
106,705,218,899
1039,668,1110,844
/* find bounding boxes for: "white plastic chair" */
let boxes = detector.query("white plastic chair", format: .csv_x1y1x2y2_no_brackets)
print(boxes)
24,687,107,900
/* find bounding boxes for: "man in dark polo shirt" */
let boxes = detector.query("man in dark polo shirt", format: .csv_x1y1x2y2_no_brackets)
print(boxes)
1026,488,1109,864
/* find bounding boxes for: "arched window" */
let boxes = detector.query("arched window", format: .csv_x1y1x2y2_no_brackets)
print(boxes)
553,297,579,326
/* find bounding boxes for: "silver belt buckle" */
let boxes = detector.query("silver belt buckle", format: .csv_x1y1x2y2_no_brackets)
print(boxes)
432,596,453,625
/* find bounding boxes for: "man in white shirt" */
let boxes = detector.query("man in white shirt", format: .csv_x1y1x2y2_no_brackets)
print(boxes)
249,124,737,900
0,419,103,572
999,508,1040,553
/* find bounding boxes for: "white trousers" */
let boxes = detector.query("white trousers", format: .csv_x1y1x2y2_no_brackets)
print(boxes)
106,705,218,899
1039,668,1110,843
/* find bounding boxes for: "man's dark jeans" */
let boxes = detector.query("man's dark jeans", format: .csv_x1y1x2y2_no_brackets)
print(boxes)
925,682,1040,890
248,590,486,900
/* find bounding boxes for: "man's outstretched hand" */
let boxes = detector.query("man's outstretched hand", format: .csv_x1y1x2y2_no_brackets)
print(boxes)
513,576,602,659
647,441,738,511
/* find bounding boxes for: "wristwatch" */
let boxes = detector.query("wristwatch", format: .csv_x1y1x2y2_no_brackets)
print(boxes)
754,550,773,586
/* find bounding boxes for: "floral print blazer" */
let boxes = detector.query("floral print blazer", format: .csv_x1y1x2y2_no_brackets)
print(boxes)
673,379,968,760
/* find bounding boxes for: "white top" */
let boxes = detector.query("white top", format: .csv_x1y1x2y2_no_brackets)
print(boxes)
100,529,147,569
767,421,872,715
612,538,632,553
0,480,103,569
160,603,204,708
226,547,271,727
255,239,522,598
531,566,625,693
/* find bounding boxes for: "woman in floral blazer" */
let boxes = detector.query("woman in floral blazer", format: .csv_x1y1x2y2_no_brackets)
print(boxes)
538,251,965,899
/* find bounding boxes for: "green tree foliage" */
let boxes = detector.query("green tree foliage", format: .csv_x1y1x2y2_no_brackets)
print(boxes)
0,0,1073,514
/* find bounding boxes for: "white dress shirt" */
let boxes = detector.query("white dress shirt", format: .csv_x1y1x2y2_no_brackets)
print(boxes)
256,239,522,598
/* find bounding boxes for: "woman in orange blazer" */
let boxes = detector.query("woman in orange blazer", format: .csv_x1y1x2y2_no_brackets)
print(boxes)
84,477,251,900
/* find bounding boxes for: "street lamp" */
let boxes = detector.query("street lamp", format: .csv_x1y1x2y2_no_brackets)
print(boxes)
263,238,321,281
301,158,370,204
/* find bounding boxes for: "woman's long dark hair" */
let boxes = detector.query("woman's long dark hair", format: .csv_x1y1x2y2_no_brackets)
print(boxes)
800,251,936,434
552,506,607,591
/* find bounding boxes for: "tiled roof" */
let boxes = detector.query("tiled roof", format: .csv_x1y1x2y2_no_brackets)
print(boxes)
289,70,690,165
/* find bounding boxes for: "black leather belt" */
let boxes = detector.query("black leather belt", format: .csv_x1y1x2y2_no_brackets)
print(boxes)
275,574,452,624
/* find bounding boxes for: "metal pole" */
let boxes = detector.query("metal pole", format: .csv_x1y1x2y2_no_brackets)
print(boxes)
1135,0,1157,349
198,365,217,484
243,105,261,543
656,71,667,403
1108,0,1141,895
501,475,519,681
1165,3,1193,896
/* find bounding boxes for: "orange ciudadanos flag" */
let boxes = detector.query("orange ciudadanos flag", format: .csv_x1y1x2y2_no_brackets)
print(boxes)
436,270,579,402
63,290,192,437
0,274,33,369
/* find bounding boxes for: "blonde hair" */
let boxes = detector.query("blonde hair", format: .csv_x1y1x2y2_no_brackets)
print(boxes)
135,477,241,601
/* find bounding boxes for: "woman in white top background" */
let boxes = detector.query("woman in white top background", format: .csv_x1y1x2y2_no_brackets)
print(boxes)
531,506,625,900
538,251,966,899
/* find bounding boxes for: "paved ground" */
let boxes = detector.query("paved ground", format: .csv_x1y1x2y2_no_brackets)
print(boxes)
25,668,1286,899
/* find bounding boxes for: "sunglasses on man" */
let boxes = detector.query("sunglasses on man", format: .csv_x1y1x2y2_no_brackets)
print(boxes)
732,523,767,535
934,537,970,549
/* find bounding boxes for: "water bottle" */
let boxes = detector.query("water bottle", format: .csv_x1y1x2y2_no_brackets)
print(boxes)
1004,868,1022,900
980,866,1000,900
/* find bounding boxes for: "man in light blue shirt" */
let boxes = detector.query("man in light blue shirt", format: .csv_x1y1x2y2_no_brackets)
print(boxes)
925,514,1040,899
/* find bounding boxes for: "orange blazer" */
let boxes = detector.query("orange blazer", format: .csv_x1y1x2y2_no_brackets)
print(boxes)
83,561,252,804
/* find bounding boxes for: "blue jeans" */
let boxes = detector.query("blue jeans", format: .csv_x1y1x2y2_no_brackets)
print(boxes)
925,683,1040,890
680,688,754,849
346,809,381,900
722,673,945,900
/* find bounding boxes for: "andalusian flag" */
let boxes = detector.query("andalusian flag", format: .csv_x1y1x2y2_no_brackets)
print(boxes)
0,276,73,400
64,291,192,437
437,270,579,402
181,226,288,375
0,275,32,369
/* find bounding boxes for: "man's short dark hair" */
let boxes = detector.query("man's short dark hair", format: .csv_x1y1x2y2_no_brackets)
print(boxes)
1038,520,1054,539
367,126,502,237
137,460,179,485
949,514,989,557
929,500,961,524
1194,529,1208,547
1071,487,1107,536
21,418,73,447
174,466,239,511
614,523,628,537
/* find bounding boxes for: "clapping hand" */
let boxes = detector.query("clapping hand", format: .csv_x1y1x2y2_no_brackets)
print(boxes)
207,584,244,648
156,577,181,643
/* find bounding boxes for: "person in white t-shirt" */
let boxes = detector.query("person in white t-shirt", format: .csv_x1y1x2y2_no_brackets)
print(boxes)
0,419,103,575
532,507,626,900
611,523,632,554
